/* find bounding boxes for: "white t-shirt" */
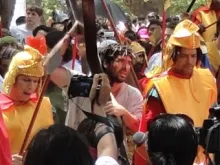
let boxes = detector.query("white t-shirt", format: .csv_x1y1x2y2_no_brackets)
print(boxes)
10,24,32,43
64,68,143,129
95,156,119,165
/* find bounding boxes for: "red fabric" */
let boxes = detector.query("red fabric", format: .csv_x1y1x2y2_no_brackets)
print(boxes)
0,94,12,165
0,111,11,165
191,6,210,24
145,97,166,130
0,93,38,110
139,77,150,94
26,36,47,55
89,147,97,160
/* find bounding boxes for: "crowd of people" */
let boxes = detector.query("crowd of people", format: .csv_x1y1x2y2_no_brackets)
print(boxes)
0,0,220,164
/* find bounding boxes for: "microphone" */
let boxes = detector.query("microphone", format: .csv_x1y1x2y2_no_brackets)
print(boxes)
133,131,147,147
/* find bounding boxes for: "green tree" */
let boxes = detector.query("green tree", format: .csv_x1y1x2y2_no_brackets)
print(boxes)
27,0,67,21
112,0,207,17
168,0,207,16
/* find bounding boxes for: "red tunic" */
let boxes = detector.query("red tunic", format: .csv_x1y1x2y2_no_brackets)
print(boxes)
0,95,11,165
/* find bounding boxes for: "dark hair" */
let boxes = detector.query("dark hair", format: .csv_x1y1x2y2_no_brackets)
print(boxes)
166,17,179,30
45,31,72,63
166,21,178,30
24,124,93,165
99,43,134,70
33,25,56,37
148,20,162,28
16,16,26,26
147,114,198,165
171,46,202,64
0,47,19,60
26,5,43,16
124,30,137,41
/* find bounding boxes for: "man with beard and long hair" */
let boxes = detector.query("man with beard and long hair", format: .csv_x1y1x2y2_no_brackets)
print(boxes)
99,43,143,163
99,43,143,133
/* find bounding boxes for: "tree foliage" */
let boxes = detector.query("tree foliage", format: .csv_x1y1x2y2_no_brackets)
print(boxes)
167,0,207,16
26,0,208,21
27,0,67,20
112,0,207,17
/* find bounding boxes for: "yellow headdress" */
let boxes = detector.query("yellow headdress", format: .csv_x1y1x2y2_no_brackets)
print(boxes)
168,19,201,49
146,20,202,78
3,45,44,95
130,41,146,54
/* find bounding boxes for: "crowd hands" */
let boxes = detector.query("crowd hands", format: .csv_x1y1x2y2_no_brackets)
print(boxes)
1,1,220,165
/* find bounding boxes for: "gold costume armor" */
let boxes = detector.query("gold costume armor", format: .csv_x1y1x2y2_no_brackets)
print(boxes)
3,45,44,95
0,45,54,154
168,19,201,49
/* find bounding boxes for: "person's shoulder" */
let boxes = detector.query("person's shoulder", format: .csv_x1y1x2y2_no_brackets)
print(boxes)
10,24,25,31
195,68,213,77
41,97,52,108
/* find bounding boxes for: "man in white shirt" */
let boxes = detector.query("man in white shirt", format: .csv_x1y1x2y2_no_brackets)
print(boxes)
11,5,43,44
60,44,143,133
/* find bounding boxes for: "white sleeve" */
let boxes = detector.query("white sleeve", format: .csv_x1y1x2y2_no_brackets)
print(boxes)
95,156,119,165
127,87,143,119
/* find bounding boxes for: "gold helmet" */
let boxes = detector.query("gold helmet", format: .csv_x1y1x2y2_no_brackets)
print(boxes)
168,19,202,49
3,45,44,95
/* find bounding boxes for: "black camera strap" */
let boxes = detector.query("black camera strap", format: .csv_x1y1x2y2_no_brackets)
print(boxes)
205,123,220,165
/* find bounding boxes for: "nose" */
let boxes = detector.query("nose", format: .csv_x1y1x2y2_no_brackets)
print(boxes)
122,62,131,71
27,13,32,19
186,55,194,65
27,81,36,92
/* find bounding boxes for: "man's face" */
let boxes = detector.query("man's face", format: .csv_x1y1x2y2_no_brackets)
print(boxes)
164,28,174,43
26,10,41,26
133,52,146,73
10,75,40,102
172,48,197,76
105,55,132,83
148,24,161,37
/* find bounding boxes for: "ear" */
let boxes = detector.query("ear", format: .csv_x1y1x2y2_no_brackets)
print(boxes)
103,60,109,69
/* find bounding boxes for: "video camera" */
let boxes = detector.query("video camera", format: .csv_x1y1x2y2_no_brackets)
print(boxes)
198,106,220,154
68,75,93,98
67,74,124,148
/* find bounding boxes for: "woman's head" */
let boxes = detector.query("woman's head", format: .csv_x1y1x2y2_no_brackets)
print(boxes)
3,45,44,101
24,124,93,165
147,114,198,165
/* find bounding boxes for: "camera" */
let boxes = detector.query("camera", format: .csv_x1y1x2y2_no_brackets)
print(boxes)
198,106,220,153
68,75,93,98
67,74,124,155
